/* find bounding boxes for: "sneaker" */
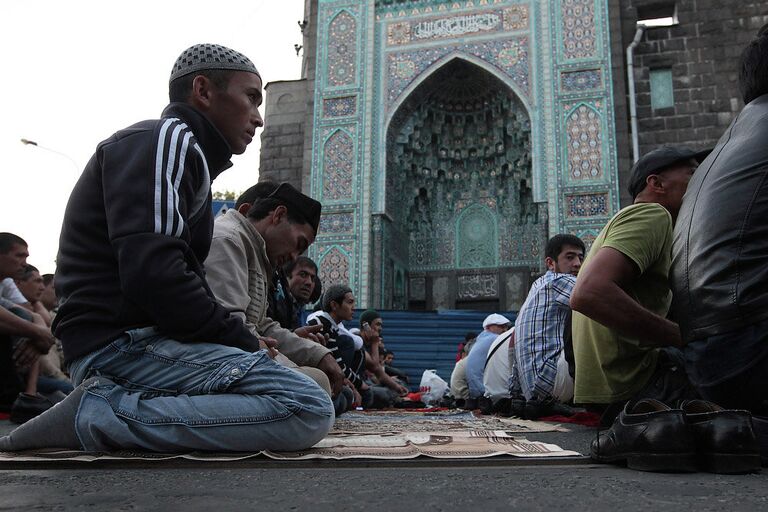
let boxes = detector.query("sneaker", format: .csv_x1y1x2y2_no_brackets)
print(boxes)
681,400,761,474
9,393,54,424
591,399,697,472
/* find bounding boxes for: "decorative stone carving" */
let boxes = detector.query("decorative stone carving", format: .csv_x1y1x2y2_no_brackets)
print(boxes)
389,59,543,272
457,273,498,299
432,276,451,310
566,104,602,180
562,0,597,60
565,193,608,217
457,205,497,269
323,96,357,118
323,130,354,200
561,69,602,92
502,5,529,31
413,13,501,40
319,212,354,234
410,276,426,300
327,11,357,87
386,38,530,104
319,246,350,288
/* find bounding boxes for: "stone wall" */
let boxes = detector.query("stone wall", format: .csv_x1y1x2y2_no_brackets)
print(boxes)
258,79,308,189
619,0,768,165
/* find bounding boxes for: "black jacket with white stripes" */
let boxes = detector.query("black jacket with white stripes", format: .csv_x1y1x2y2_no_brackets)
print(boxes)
54,103,260,364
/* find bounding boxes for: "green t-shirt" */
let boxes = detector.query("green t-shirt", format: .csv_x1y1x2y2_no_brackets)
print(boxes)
572,202,673,404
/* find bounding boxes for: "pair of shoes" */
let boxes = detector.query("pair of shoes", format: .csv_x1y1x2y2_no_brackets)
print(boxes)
681,400,761,474
523,397,579,420
591,399,697,472
477,396,494,415
592,399,761,474
9,393,55,424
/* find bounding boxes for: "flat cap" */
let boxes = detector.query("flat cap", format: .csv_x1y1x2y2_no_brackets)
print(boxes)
627,146,711,199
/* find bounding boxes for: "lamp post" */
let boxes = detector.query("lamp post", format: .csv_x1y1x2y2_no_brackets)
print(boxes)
20,138,80,171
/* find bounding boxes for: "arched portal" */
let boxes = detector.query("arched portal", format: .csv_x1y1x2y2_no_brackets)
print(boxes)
381,58,546,310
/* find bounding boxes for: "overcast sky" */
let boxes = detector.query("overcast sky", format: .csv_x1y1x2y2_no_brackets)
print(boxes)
1,0,304,274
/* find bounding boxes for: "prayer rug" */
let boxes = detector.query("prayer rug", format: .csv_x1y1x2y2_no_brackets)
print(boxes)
0,431,580,463
331,410,567,435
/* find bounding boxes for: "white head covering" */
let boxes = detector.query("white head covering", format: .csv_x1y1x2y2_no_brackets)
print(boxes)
482,313,511,329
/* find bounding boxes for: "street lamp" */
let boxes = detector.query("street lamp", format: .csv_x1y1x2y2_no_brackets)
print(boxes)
20,138,80,171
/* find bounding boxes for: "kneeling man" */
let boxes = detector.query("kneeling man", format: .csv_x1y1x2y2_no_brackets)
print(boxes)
512,234,583,414
570,147,705,421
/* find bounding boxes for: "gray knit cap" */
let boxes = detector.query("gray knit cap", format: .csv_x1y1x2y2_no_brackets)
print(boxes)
170,43,260,83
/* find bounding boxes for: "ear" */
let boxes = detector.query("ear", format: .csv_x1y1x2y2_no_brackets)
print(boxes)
236,203,251,216
271,205,288,225
544,256,556,271
645,174,664,193
189,75,214,111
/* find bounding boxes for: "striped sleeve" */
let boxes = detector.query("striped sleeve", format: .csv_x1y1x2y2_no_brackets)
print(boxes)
152,118,210,238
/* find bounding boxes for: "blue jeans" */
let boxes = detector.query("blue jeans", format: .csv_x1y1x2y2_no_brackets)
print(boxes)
37,375,74,395
68,327,334,452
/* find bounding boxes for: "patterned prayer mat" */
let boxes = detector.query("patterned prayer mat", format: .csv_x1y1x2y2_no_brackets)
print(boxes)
0,430,579,462
331,410,568,435
0,410,579,463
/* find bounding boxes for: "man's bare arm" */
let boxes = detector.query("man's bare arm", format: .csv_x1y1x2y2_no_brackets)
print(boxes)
0,306,55,352
570,246,682,348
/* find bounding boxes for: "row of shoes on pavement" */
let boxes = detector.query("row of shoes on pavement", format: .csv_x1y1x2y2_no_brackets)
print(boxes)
459,395,580,419
592,398,767,474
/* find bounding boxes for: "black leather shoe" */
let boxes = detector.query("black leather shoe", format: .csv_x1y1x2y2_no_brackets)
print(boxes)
591,399,697,472
9,393,54,424
752,415,768,467
681,400,761,474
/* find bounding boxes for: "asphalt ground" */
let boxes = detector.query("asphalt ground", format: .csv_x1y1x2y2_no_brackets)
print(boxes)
1,419,766,511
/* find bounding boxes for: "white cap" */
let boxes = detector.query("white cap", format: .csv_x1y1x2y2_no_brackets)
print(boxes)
483,313,511,329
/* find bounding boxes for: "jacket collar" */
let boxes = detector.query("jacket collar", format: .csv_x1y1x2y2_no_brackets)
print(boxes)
161,102,233,178
307,310,337,329
226,210,274,274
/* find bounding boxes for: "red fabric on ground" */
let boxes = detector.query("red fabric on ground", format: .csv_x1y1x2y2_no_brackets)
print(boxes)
538,411,601,427
406,392,422,402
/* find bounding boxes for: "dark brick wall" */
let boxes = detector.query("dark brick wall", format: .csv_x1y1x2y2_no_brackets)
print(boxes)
618,0,768,166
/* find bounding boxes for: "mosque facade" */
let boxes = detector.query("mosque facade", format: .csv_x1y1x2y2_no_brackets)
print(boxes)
258,0,763,310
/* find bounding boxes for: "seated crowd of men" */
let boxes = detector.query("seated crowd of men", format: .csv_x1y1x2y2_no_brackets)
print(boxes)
2,30,768,465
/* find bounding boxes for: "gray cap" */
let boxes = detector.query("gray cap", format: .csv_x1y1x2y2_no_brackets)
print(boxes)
170,43,260,83
627,146,711,199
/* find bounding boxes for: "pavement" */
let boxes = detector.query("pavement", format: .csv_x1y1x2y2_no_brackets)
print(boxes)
1,419,767,511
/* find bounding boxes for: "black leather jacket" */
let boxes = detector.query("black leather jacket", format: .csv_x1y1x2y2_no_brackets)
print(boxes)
671,93,768,341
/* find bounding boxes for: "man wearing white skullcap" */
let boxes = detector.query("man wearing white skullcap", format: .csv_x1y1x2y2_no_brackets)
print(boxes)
0,44,334,454
463,313,512,410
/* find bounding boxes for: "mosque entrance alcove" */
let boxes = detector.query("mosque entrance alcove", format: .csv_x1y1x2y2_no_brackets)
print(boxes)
379,58,547,311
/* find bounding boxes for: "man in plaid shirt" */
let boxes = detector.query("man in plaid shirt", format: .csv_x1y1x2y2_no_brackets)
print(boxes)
511,234,585,412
